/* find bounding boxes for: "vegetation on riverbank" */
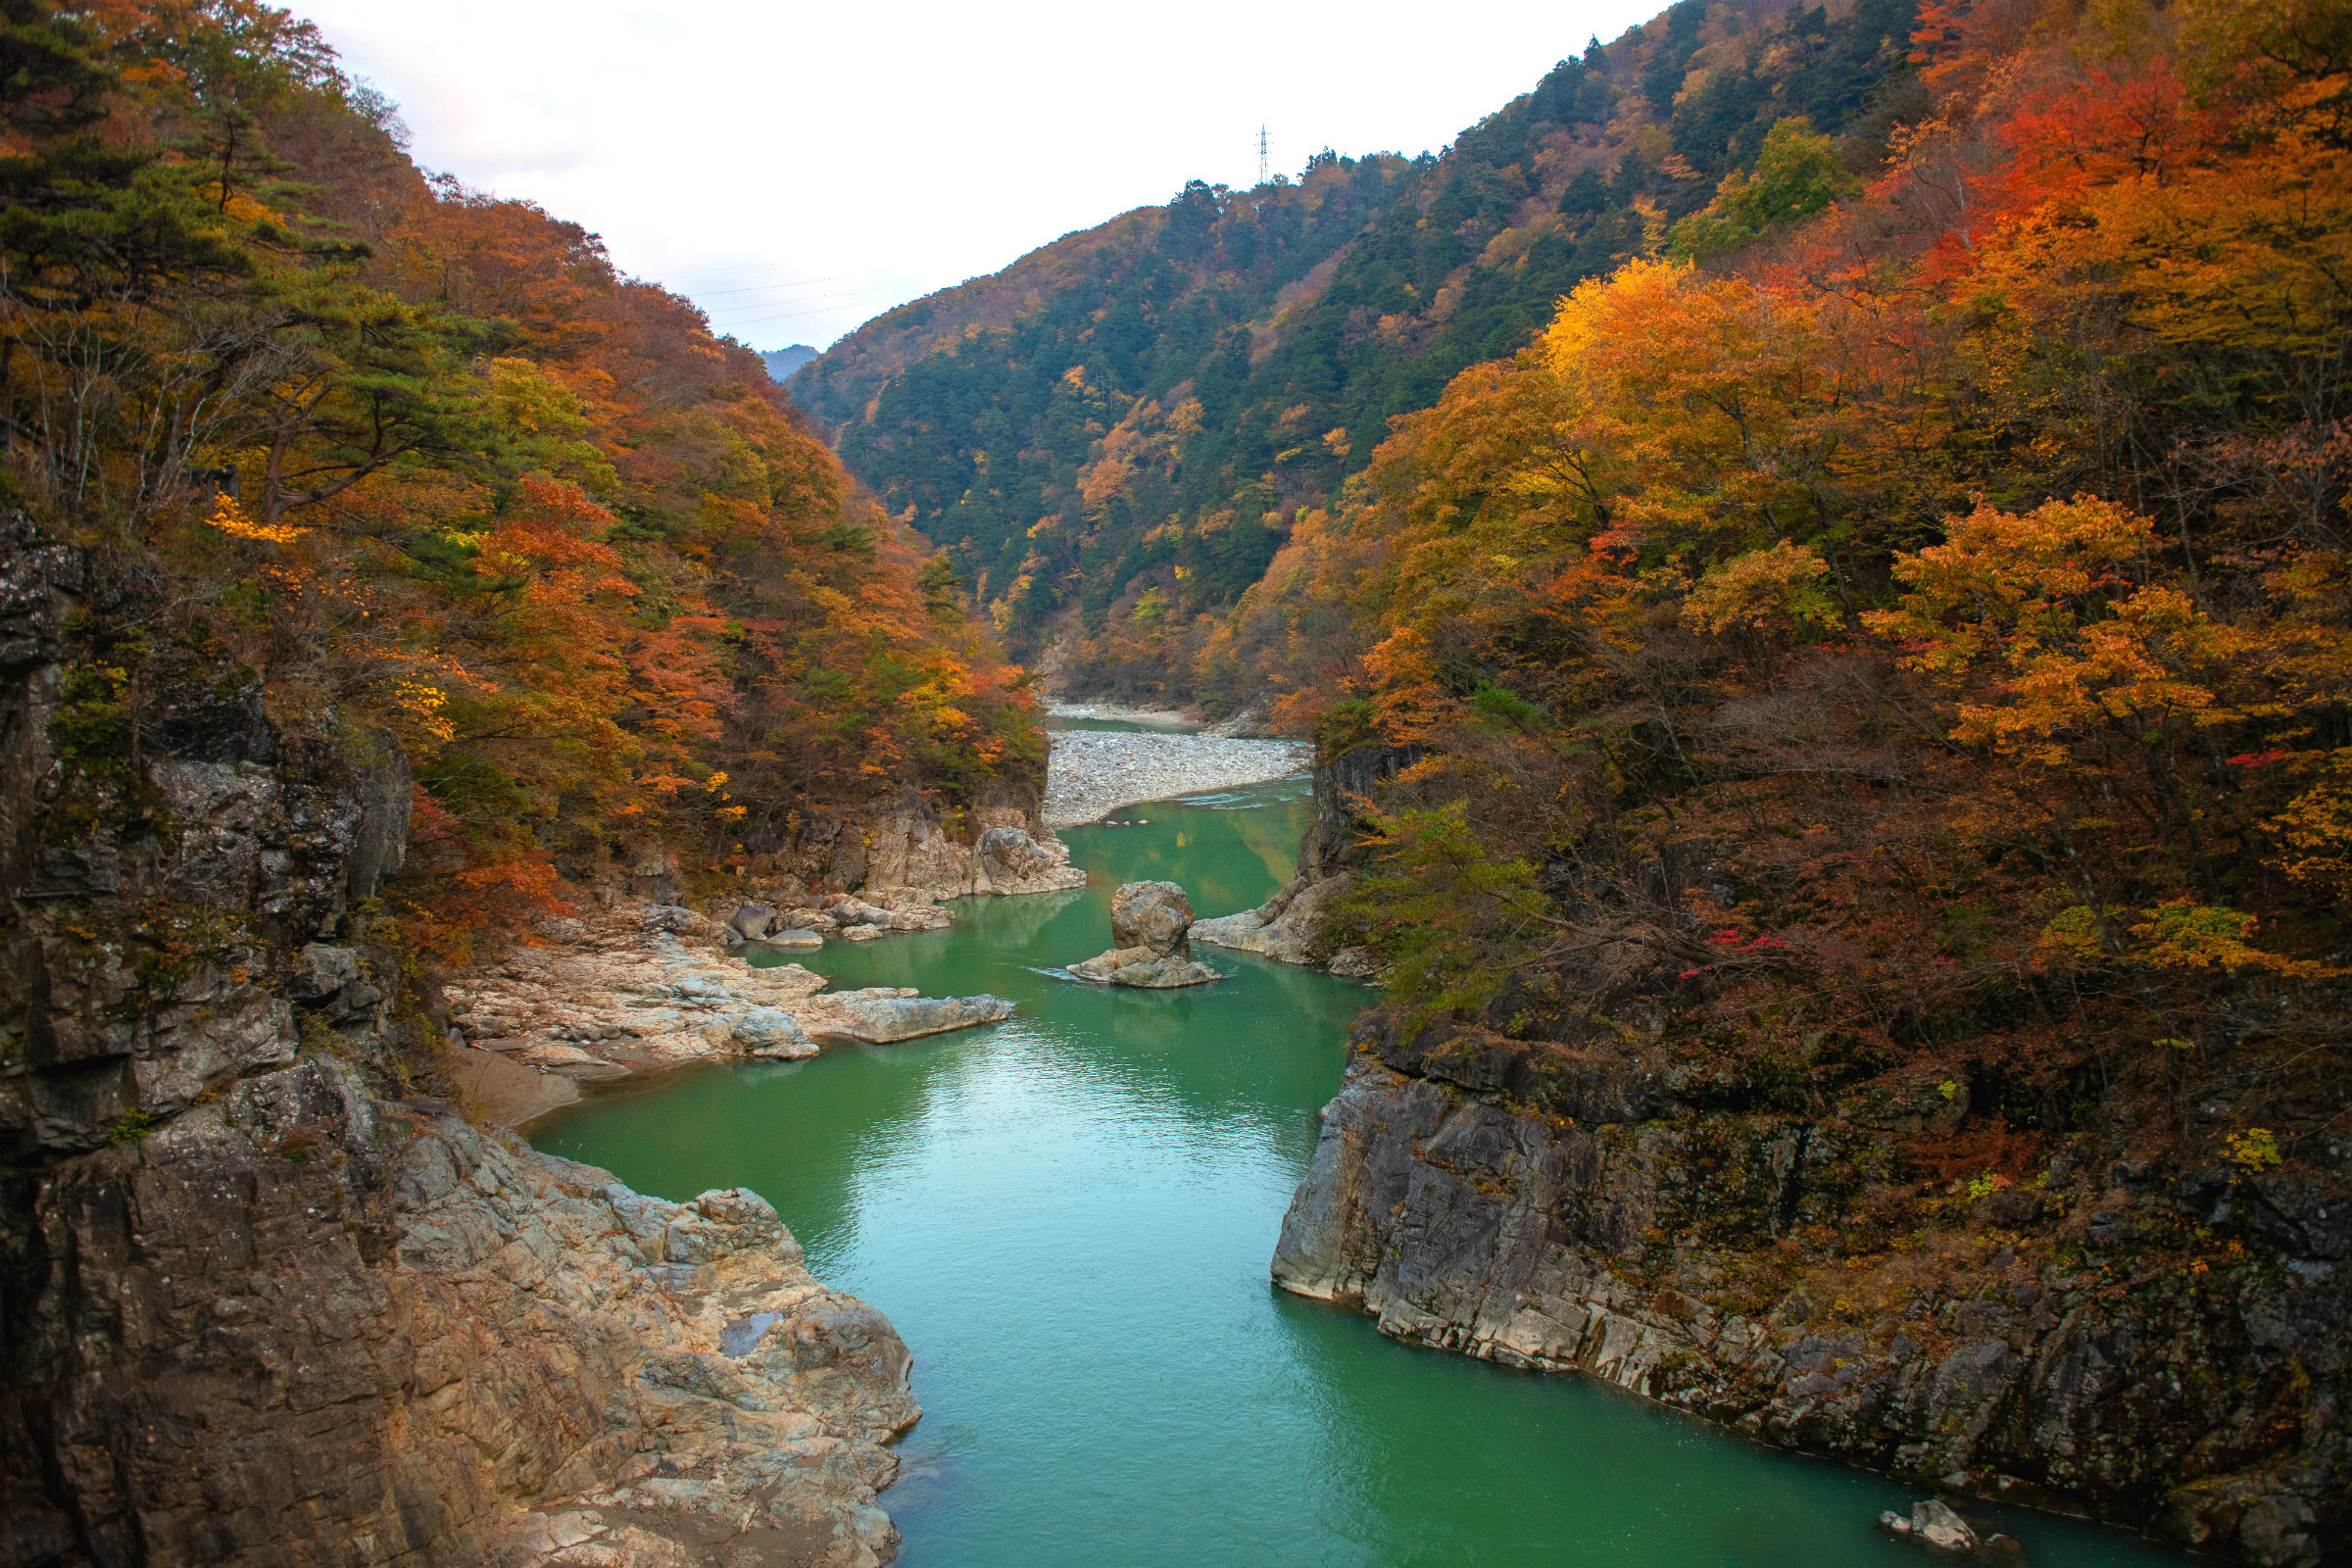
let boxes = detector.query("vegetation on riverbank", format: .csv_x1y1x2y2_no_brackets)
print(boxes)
1242,0,2351,1544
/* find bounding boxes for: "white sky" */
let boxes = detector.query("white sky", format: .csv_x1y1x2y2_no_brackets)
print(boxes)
294,0,1661,351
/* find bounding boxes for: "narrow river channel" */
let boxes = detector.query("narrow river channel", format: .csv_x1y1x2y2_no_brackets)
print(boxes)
530,778,2197,1568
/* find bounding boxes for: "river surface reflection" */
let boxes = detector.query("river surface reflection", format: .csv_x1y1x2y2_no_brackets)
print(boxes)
530,781,2196,1568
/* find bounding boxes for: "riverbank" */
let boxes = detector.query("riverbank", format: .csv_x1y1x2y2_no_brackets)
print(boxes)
1042,729,1310,827
531,781,2197,1568
441,893,1016,1126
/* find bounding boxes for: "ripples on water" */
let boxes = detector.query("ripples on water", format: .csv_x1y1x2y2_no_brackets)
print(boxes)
531,784,2196,1568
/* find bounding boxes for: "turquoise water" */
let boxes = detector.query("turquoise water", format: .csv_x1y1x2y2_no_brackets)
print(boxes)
530,781,2194,1567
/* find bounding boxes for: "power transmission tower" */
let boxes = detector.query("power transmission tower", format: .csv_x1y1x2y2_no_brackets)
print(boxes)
1257,125,1269,185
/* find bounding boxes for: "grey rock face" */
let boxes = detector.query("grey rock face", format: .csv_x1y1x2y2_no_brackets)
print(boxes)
0,522,921,1564
803,988,1014,1043
6,1057,917,1566
628,845,682,905
1273,1023,2350,1568
978,824,1053,880
1110,880,1194,956
1190,872,1354,966
730,1006,816,1058
726,901,777,939
1066,947,1223,988
818,803,1085,900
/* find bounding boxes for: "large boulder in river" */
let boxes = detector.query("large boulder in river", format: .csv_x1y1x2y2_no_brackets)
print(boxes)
1067,946,1223,988
731,1007,815,1059
1878,1498,2017,1556
1111,880,1195,956
803,988,1014,1043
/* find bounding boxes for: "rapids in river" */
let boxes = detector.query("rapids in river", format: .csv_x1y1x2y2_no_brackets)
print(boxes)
530,778,2197,1567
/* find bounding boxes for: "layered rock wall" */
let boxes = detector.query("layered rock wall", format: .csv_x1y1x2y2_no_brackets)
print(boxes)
1,523,921,1566
1275,1018,2350,1567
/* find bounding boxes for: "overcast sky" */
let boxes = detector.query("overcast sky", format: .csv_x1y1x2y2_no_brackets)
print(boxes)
294,0,1661,352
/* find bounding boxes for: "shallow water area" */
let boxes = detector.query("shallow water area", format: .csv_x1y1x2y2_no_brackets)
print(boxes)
531,781,2197,1568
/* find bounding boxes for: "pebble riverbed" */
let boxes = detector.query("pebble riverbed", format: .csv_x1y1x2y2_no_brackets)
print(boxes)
1041,730,1310,828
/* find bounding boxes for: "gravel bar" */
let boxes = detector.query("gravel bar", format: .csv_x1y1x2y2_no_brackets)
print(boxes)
1043,730,1310,828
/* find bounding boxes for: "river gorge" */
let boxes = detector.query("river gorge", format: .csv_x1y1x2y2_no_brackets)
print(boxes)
528,764,2203,1568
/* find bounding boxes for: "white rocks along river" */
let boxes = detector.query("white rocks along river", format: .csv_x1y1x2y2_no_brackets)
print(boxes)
1041,729,1310,828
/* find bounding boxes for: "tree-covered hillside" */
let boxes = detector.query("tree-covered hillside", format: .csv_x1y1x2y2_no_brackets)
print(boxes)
1,0,1041,962
794,0,1919,705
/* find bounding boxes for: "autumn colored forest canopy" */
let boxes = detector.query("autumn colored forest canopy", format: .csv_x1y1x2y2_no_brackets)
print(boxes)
806,0,2352,1244
0,0,1041,959
1252,0,2351,1200
796,0,1923,700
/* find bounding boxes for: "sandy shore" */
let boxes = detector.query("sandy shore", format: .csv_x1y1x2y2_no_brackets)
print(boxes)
1043,730,1310,828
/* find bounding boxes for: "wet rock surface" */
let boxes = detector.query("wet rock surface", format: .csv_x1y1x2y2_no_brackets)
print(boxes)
804,989,1015,1043
1066,946,1224,988
1881,1498,2007,1555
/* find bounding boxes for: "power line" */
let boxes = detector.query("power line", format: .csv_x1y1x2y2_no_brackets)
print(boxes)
691,273,857,299
1257,124,1269,185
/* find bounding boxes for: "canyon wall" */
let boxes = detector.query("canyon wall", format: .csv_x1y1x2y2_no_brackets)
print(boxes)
1,526,918,1567
1274,1014,2349,1566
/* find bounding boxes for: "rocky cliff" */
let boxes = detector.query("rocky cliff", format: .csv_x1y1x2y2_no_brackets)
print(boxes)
1274,1014,2350,1566
1,522,921,1566
1192,741,1420,974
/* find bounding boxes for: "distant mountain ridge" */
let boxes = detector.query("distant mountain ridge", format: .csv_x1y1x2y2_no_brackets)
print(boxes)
794,0,1917,704
760,343,818,383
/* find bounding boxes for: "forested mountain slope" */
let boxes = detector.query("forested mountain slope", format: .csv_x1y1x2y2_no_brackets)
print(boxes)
2,3,1027,1558
794,0,1918,703
0,0,1041,959
1221,0,2352,1555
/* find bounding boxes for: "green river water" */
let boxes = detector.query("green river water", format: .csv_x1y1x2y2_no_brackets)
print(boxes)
530,780,2196,1568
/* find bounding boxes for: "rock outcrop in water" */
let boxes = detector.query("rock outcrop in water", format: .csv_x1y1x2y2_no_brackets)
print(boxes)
1190,873,1352,965
441,901,1016,1122
1,527,920,1566
1192,743,1422,978
805,989,1016,1042
1274,1014,2349,1567
1069,881,1222,988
